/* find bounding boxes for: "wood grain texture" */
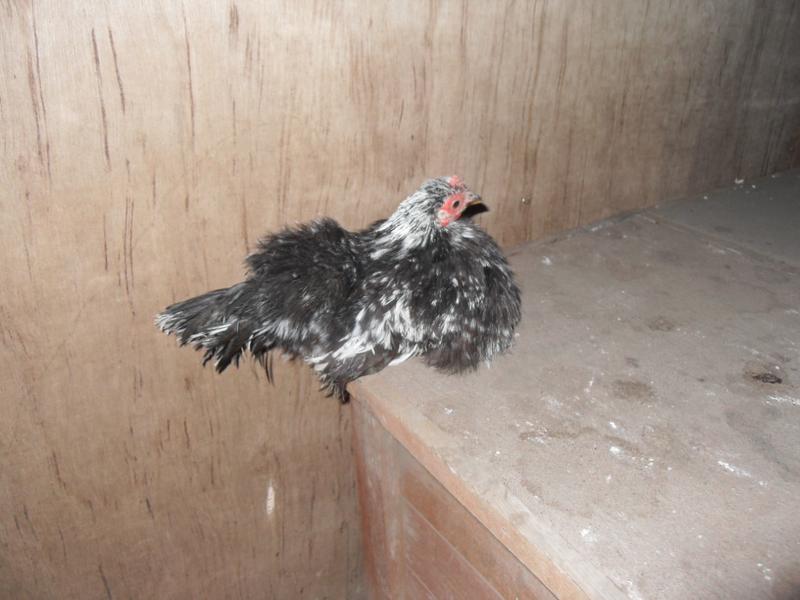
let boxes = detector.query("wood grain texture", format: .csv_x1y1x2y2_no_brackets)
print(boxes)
1,1,798,598
403,507,503,600
401,465,557,600
351,393,406,599
352,394,558,600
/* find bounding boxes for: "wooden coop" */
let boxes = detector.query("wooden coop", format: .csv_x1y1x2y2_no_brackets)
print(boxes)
2,3,799,599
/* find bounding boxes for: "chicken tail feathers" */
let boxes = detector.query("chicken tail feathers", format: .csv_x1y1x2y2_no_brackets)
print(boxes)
155,285,259,373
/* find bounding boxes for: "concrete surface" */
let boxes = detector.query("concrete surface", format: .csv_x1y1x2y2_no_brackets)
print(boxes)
351,170,800,600
654,172,800,267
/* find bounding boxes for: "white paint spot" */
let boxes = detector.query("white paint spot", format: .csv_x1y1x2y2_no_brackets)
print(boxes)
609,446,623,456
541,256,553,266
265,481,276,516
768,394,800,407
605,474,612,483
444,407,454,415
617,578,644,600
544,395,563,409
580,527,598,543
734,177,744,185
757,563,773,582
608,421,618,430
717,460,752,479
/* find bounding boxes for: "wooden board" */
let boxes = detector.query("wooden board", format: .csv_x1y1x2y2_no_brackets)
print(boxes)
1,1,799,597
352,394,558,600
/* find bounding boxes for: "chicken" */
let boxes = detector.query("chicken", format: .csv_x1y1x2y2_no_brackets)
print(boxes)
156,176,521,401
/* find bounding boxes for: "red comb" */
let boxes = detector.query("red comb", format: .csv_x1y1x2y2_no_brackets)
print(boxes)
447,175,463,187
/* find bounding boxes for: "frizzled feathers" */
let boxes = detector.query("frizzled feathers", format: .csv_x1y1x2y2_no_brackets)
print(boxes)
157,177,522,402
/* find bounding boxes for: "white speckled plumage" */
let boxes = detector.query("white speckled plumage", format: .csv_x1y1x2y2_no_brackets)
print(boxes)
156,176,521,401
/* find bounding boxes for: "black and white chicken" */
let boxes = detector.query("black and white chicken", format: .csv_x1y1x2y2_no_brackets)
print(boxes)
156,176,521,401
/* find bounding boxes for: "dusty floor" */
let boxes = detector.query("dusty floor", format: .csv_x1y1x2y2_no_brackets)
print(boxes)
353,170,800,600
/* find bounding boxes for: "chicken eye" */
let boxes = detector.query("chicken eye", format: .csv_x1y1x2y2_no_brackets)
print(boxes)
452,200,461,209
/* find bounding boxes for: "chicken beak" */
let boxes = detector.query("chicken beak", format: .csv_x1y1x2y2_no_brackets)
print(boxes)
459,192,488,219
466,193,482,208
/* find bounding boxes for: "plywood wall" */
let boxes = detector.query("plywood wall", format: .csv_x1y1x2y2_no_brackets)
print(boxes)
1,1,798,598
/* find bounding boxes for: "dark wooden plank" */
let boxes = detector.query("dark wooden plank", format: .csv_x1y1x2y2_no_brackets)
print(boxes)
402,465,557,600
352,394,406,599
354,394,560,600
404,504,503,600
